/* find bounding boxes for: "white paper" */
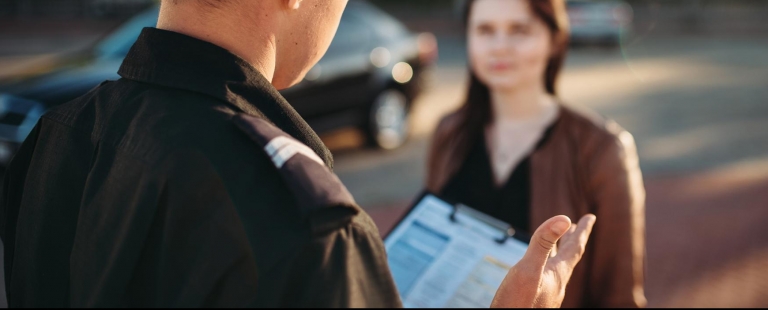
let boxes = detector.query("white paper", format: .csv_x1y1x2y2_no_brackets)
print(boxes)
384,195,529,308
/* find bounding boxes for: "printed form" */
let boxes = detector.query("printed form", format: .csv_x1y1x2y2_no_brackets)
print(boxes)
384,195,528,308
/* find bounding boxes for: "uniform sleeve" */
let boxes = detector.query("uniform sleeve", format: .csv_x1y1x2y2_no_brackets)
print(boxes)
279,217,403,308
585,129,647,307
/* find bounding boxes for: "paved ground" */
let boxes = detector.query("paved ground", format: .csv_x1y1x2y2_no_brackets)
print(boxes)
327,34,768,307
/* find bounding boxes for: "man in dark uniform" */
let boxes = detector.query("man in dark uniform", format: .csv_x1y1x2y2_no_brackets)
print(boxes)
1,0,596,307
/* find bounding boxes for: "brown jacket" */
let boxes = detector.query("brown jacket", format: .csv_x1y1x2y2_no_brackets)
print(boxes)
427,105,647,308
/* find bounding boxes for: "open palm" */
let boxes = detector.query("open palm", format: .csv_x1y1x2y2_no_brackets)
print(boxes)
491,214,597,308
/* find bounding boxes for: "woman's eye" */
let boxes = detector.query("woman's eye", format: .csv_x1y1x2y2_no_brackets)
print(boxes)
477,25,494,35
510,25,532,35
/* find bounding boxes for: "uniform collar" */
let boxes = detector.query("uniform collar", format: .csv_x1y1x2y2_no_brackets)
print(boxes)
118,27,333,169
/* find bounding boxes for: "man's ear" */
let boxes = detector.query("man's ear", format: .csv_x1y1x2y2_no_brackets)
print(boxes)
286,0,302,10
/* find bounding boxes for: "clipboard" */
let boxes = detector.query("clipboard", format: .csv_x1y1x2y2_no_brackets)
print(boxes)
384,190,531,244
383,191,531,308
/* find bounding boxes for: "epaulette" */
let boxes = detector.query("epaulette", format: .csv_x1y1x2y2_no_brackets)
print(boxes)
232,113,360,234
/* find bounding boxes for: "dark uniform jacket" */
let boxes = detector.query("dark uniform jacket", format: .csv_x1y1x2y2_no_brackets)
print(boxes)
0,28,401,308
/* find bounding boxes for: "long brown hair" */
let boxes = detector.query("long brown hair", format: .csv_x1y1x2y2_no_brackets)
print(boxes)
428,0,570,191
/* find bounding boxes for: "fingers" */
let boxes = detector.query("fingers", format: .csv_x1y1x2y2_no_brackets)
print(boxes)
575,214,596,232
557,214,597,269
519,215,572,271
568,222,578,233
552,222,579,257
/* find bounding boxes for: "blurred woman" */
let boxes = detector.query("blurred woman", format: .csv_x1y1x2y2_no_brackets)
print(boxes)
426,0,646,307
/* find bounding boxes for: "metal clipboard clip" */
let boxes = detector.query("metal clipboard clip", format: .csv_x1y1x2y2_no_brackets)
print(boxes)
449,203,519,245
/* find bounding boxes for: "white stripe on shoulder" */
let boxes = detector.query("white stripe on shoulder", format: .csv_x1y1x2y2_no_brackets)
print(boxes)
264,136,293,157
265,136,325,169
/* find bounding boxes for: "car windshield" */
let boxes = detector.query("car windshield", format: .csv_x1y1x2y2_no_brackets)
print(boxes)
94,5,160,60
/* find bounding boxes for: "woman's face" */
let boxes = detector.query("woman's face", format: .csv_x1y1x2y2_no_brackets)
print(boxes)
468,0,552,92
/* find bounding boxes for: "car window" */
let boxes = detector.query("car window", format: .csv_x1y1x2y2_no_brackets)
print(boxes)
94,5,159,59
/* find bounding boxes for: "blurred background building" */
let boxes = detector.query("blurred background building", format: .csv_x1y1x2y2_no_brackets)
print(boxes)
0,0,766,308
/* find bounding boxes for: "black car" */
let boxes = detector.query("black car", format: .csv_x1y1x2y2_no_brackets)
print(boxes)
0,1,437,166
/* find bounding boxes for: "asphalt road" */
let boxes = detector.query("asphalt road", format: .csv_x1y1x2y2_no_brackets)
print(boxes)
327,34,768,307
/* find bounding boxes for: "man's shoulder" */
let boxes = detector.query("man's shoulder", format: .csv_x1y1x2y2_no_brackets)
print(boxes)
38,79,290,215
233,114,363,231
45,79,258,163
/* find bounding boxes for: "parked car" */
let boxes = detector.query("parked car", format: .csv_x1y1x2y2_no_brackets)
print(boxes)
0,0,437,167
567,0,633,46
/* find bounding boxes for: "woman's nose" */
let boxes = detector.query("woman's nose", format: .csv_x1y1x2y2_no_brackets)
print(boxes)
489,34,515,55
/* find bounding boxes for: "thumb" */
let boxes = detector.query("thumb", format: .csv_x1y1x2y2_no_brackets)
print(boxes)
519,215,572,270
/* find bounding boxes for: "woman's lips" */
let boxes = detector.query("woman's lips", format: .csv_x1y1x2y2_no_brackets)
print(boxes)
489,62,514,71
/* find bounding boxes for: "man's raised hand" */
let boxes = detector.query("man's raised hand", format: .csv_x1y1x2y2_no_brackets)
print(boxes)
491,214,597,308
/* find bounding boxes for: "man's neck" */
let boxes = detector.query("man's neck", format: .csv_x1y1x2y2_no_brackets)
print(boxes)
156,2,277,82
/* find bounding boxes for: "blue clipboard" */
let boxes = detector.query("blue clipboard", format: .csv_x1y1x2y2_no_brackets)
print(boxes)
383,190,531,308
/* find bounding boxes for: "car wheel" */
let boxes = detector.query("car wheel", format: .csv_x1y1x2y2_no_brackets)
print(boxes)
366,89,410,150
